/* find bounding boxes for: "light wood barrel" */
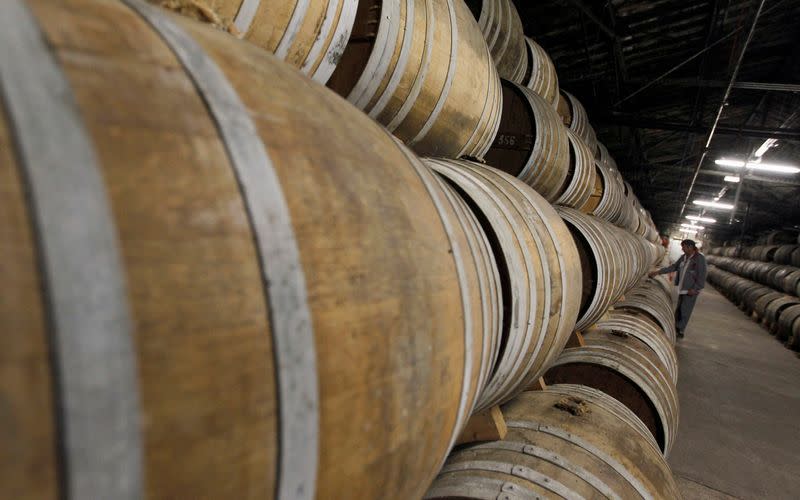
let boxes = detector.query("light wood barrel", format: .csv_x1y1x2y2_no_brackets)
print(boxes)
753,291,785,321
593,310,679,383
466,0,527,82
590,158,626,223
578,161,605,214
545,331,680,455
327,0,503,159
521,36,559,106
484,79,570,201
775,304,800,342
557,207,652,331
764,296,800,331
616,280,677,343
0,2,501,498
150,0,358,84
555,129,598,209
561,90,598,153
426,158,582,408
426,385,682,499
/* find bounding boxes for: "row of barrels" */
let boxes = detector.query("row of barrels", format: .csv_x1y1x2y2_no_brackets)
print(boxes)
707,266,800,351
148,0,663,241
707,255,800,298
426,276,682,498
709,243,800,265
0,2,667,498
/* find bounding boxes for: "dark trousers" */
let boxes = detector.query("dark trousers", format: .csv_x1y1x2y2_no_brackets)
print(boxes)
675,294,698,332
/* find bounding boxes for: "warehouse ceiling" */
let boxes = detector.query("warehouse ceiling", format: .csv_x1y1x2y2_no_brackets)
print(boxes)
515,0,800,244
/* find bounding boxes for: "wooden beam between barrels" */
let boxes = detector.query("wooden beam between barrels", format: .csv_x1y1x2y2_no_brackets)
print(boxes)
525,377,548,392
565,331,586,348
456,406,507,445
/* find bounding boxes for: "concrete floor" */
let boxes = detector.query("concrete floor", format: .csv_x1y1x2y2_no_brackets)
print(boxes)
668,286,800,499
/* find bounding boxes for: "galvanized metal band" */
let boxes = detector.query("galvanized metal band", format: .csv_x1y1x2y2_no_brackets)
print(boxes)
409,0,459,146
274,0,311,58
368,0,416,120
384,0,435,131
308,0,359,84
300,0,342,76
121,2,318,499
507,420,654,500
425,476,539,500
397,146,475,461
0,2,143,498
470,441,620,500
348,0,401,108
232,0,260,37
441,459,580,499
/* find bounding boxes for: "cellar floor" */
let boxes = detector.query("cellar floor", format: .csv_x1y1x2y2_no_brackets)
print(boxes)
668,286,800,499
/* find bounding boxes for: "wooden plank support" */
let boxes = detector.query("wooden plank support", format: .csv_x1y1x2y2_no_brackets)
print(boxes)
525,377,548,392
565,331,586,348
455,405,507,445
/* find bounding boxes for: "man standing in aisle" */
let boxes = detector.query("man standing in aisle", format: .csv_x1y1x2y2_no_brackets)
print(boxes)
648,239,707,339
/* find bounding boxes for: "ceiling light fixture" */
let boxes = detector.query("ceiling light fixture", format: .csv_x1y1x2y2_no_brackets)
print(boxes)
715,158,799,174
681,224,704,230
724,175,741,183
687,215,716,223
693,200,734,209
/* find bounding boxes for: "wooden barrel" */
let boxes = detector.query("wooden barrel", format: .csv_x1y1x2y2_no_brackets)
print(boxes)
765,229,800,245
753,291,785,321
327,0,503,159
592,310,678,383
782,269,800,294
426,385,681,500
590,159,627,224
521,37,559,106
0,2,503,498
792,248,800,267
555,129,598,209
557,207,650,331
426,158,582,408
773,245,799,264
544,331,680,455
775,304,800,342
765,296,800,332
616,280,677,344
466,0,527,82
483,79,570,201
788,319,800,351
150,0,358,84
741,284,775,314
561,90,598,153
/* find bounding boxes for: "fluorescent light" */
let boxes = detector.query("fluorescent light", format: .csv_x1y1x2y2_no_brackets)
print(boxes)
681,224,704,230
687,215,716,223
724,175,740,183
693,200,734,209
715,157,799,173
715,158,745,168
747,162,800,174
754,138,776,158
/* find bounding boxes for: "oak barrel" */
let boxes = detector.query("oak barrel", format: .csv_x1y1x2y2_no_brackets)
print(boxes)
545,330,680,455
151,0,358,84
521,36,559,106
484,79,571,201
327,0,503,159
466,0,527,82
425,385,682,499
0,2,500,498
426,158,582,408
555,129,598,209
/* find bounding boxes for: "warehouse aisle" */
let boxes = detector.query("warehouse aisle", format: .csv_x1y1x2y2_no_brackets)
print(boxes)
668,286,800,499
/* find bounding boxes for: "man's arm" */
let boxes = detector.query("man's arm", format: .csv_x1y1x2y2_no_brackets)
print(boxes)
657,256,682,275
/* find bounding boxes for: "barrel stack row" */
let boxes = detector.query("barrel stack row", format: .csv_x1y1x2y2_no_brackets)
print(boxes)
709,243,800,266
707,255,800,297
427,276,682,499
0,1,674,499
707,265,800,351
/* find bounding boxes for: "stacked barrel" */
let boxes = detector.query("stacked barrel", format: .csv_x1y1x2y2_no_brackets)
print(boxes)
0,1,677,499
707,243,800,351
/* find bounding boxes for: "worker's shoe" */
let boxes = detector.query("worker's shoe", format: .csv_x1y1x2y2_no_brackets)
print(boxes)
677,330,685,339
